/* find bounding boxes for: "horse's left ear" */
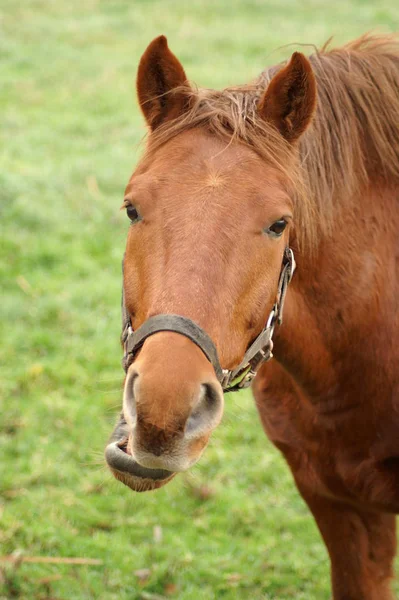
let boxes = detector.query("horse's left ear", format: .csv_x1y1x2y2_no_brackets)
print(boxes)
137,35,191,130
258,52,316,143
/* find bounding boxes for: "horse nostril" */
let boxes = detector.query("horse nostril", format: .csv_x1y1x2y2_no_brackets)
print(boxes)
185,382,224,438
123,370,138,427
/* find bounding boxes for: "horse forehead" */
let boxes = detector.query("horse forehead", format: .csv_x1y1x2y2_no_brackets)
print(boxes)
151,129,264,175
155,143,268,203
131,131,288,213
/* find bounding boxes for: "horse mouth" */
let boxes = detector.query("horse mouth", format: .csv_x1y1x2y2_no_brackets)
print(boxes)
105,439,176,493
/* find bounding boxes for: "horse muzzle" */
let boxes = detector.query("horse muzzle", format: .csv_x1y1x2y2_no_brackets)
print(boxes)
105,350,224,492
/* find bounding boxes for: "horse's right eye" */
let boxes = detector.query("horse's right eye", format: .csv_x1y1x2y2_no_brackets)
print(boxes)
126,204,141,223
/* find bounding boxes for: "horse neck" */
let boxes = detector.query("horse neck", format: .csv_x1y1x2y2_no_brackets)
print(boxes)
273,182,399,400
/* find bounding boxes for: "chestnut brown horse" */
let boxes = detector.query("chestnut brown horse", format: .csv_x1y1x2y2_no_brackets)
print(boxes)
105,34,399,598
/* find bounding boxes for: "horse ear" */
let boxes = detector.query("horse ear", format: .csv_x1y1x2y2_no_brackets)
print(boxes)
137,35,190,130
258,52,316,143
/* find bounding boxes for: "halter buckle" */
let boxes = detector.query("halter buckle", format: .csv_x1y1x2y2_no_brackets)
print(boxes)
221,365,255,391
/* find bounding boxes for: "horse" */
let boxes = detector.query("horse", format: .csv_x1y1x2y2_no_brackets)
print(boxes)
104,33,399,599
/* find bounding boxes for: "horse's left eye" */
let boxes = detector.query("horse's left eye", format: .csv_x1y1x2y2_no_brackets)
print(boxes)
126,204,141,223
266,219,287,237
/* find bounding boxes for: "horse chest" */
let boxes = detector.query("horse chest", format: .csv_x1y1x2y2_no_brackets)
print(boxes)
254,359,399,511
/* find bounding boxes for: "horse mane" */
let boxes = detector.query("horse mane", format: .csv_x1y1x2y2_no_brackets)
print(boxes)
145,34,399,250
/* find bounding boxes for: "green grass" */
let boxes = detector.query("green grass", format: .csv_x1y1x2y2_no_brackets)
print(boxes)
1,1,398,598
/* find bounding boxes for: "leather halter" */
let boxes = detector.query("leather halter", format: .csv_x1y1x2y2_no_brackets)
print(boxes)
121,247,296,393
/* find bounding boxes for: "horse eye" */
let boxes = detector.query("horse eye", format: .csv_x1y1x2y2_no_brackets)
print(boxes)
126,204,141,223
266,219,287,237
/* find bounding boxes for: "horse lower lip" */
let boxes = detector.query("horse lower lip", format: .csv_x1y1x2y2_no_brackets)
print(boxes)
104,441,173,481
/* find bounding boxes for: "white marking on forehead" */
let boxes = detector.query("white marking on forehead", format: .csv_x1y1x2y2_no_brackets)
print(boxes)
204,171,225,188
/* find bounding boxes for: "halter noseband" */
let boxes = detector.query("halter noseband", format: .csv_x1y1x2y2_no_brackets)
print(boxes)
121,247,296,393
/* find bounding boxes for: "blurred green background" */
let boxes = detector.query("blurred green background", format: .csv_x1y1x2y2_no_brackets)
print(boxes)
1,1,398,598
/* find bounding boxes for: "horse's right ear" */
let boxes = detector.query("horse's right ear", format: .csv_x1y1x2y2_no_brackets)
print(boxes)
137,36,191,130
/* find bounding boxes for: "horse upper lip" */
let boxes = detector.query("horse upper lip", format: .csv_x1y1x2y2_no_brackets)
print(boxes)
104,441,173,481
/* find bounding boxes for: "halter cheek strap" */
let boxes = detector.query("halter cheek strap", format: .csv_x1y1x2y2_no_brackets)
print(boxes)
121,247,296,393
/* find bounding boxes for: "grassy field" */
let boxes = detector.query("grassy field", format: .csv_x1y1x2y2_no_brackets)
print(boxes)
1,1,398,598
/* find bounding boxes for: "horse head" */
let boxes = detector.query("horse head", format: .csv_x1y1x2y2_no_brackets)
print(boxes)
105,36,316,492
